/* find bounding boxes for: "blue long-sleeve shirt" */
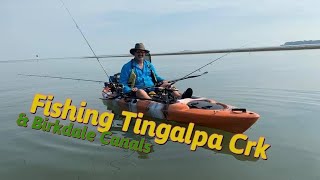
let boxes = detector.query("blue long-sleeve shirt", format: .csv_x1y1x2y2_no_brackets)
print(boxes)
120,59,165,93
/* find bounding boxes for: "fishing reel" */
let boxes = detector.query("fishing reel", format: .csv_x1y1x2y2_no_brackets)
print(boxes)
102,73,125,96
151,86,179,104
115,84,124,95
104,82,124,95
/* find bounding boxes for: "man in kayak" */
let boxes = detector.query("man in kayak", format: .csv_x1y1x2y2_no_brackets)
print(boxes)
120,43,192,100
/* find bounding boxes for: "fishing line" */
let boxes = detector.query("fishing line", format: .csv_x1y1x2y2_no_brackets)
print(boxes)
18,74,104,83
0,56,89,63
59,0,110,78
181,43,249,79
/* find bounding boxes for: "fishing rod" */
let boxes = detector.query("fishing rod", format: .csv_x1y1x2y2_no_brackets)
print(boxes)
136,44,243,91
181,52,230,79
138,71,208,91
169,71,208,85
59,0,110,78
144,43,250,90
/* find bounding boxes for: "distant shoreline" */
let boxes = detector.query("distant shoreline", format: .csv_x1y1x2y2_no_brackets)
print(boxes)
282,40,320,46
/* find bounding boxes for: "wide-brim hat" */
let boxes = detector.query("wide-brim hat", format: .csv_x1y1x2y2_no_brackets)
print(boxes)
130,43,150,55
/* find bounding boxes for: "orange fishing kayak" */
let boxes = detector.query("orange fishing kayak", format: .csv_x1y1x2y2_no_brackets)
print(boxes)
101,91,260,133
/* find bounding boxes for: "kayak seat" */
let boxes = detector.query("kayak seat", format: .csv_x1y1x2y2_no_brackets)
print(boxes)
109,73,121,83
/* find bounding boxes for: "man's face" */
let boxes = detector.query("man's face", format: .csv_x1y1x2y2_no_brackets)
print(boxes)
134,50,145,61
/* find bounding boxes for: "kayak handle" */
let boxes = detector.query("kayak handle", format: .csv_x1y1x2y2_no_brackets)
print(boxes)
232,108,246,113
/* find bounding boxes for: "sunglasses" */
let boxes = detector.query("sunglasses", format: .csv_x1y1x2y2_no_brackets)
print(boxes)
135,50,146,54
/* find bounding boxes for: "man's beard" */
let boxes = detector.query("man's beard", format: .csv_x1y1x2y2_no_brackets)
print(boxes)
136,56,144,61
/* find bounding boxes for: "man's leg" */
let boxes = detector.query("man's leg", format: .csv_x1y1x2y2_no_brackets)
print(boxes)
159,84,181,98
136,89,152,100
172,90,181,98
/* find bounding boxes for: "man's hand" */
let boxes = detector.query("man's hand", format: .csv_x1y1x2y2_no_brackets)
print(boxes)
132,87,138,92
160,80,171,88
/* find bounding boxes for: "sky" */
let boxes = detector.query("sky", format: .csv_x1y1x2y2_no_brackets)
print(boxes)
1,0,320,61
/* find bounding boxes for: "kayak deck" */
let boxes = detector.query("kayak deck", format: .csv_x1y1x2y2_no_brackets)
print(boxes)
102,92,260,133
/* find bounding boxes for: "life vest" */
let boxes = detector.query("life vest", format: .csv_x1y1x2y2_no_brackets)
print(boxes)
128,59,158,88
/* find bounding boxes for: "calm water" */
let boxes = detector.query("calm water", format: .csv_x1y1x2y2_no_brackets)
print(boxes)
1,51,320,180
